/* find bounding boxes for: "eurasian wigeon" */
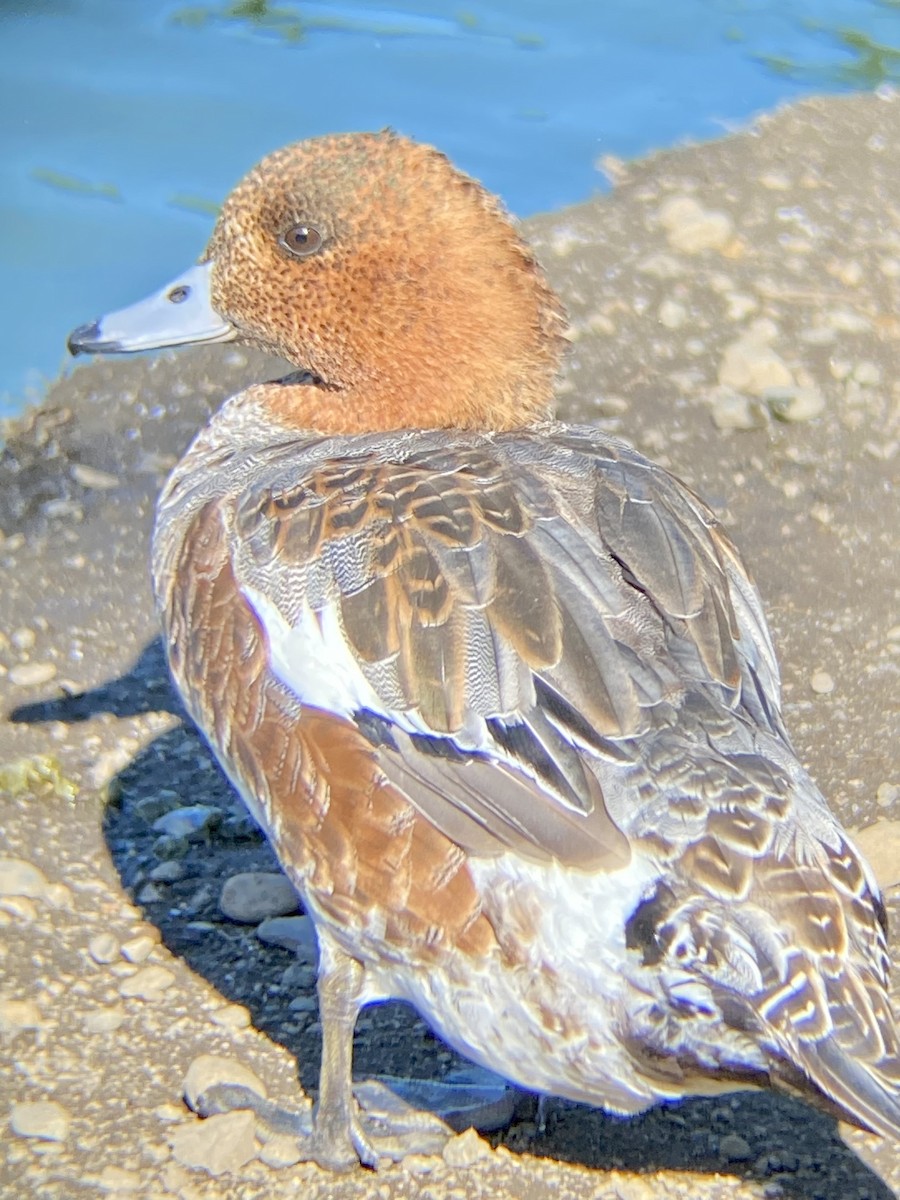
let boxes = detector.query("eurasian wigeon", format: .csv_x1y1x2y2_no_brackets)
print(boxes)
69,130,900,1170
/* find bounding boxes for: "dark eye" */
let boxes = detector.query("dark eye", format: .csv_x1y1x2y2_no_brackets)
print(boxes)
167,285,190,303
280,224,323,258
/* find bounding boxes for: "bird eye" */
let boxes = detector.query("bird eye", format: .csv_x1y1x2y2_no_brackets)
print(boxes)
280,224,323,258
167,285,190,303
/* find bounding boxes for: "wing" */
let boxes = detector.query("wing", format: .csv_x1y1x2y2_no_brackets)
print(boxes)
225,426,782,869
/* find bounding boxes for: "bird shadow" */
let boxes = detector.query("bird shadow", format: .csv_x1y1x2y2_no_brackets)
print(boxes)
10,645,895,1200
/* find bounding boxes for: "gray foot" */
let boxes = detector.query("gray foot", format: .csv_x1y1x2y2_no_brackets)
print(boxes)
189,1069,518,1170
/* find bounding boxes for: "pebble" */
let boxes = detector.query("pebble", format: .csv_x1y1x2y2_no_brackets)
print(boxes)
133,789,183,825
150,837,188,864
852,820,900,890
255,915,318,961
810,670,835,695
8,661,57,687
258,1133,303,1168
89,933,121,964
766,385,825,423
548,228,580,258
613,1181,658,1200
0,857,49,900
183,1054,267,1114
657,299,687,329
0,998,44,1034
636,252,683,279
281,962,316,992
719,1132,754,1162
169,1110,256,1176
725,292,757,321
118,965,176,1001
828,358,853,381
442,1128,493,1168
121,934,157,964
800,323,836,346
70,462,121,490
708,389,758,431
10,1100,71,1142
288,995,317,1014
152,805,222,841
83,1006,126,1034
10,627,36,651
826,307,872,333
760,170,791,190
136,883,165,904
149,860,186,883
2,894,40,922
719,332,793,396
96,1164,141,1192
209,1004,252,1030
853,359,881,386
219,871,299,924
876,781,898,809
657,195,734,253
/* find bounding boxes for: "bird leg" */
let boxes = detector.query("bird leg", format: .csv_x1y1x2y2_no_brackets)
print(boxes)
191,934,458,1170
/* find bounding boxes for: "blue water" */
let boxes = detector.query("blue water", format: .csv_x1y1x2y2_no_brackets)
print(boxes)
2,0,899,414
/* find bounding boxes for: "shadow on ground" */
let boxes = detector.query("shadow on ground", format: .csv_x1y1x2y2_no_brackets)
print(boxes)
11,646,894,1200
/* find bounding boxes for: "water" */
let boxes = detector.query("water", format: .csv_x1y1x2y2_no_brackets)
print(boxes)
2,0,898,415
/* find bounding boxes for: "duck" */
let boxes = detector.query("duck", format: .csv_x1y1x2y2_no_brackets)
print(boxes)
68,130,900,1170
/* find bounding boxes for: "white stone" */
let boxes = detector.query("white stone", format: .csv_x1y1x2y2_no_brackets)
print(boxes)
637,252,684,279
89,933,121,964
853,820,900,890
718,332,793,396
118,966,176,1001
121,935,156,964
657,299,687,329
258,1134,303,1168
0,858,49,900
657,195,734,253
0,998,44,1034
853,360,882,386
96,1164,141,1192
83,1006,126,1034
209,1004,252,1030
766,386,826,423
183,1054,267,1114
810,670,835,695
10,628,36,651
152,805,222,840
708,390,758,431
9,662,57,687
442,1127,493,1167
169,1110,257,1176
10,1100,70,1142
827,308,872,333
70,463,121,490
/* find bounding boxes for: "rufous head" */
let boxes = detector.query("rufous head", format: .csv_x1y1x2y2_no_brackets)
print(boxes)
69,131,568,434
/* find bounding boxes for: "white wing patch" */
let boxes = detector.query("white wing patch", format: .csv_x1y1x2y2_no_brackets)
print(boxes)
240,583,554,770
242,584,387,719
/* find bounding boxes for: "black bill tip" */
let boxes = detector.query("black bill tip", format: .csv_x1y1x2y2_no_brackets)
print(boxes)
67,320,106,357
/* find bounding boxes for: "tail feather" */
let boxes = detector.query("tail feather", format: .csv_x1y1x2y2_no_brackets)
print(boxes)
776,1037,900,1140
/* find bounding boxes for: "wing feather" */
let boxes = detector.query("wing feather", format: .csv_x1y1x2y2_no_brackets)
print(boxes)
229,425,783,868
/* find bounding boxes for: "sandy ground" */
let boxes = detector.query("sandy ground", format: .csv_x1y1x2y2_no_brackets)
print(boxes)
1,90,898,1200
